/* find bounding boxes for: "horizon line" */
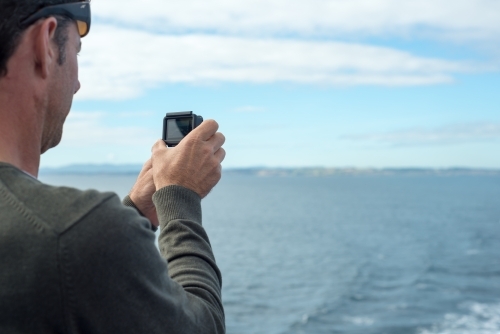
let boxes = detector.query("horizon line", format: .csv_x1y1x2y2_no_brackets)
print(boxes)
39,163,500,170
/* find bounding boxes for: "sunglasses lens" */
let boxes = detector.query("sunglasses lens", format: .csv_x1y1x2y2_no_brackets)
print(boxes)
76,20,88,37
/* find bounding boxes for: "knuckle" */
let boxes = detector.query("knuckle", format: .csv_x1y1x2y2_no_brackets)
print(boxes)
211,170,221,184
205,119,219,130
202,145,212,156
184,136,198,146
216,132,225,144
190,130,202,140
212,159,222,173
152,139,164,151
218,148,226,161
206,119,217,126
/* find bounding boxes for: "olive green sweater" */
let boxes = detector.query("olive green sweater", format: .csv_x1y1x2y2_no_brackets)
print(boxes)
0,162,224,333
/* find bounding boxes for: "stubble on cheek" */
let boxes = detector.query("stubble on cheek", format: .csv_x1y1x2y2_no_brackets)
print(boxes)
41,28,80,154
40,82,70,153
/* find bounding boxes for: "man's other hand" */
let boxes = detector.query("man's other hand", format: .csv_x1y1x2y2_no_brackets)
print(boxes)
151,119,226,198
129,159,159,227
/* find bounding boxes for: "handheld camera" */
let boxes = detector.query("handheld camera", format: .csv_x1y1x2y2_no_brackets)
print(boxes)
162,111,203,147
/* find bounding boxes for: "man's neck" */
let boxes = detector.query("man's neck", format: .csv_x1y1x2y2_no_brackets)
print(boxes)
0,133,41,178
0,90,43,178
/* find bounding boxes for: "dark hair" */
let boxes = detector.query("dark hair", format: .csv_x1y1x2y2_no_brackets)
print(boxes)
0,0,75,77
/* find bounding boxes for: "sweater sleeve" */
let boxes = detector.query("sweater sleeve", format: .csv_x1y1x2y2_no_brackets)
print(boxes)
58,186,225,334
122,195,158,232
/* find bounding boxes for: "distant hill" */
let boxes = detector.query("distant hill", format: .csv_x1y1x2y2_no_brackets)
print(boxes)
40,164,143,175
39,165,500,176
224,167,500,176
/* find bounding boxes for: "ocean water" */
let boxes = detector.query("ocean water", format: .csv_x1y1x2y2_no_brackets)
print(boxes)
39,173,500,334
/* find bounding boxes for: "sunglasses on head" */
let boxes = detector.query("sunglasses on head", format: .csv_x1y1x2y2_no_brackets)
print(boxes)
21,1,91,37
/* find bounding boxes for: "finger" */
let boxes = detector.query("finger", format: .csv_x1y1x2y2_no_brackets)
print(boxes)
189,119,219,141
145,168,154,180
151,139,168,154
143,159,152,169
139,159,152,176
214,147,226,163
207,132,225,152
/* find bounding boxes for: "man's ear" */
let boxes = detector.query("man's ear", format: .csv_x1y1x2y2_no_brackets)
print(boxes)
33,18,59,79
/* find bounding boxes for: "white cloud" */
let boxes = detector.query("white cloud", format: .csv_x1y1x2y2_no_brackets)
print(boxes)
92,0,500,41
76,24,475,100
60,111,156,146
342,122,500,146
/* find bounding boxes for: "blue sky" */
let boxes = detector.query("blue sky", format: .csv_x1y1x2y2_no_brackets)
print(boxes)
41,0,500,168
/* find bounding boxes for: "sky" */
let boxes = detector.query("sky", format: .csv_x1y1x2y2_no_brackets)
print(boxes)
40,0,500,169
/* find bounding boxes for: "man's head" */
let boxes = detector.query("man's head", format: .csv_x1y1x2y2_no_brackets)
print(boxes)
0,0,91,174
0,0,90,77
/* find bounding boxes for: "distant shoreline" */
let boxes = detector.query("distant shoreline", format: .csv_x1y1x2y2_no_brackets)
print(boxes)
39,165,500,177
225,167,500,177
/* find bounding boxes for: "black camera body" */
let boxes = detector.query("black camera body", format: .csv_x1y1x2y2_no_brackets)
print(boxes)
162,111,203,147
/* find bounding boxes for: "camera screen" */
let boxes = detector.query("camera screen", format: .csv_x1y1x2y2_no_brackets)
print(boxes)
167,118,193,140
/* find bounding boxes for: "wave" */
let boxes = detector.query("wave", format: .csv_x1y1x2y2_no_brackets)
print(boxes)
419,302,500,334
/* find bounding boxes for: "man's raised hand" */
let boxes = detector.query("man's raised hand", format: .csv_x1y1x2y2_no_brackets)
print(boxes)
129,159,159,227
151,119,226,198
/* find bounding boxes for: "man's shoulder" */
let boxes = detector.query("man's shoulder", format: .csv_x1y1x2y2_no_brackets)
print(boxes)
0,164,120,233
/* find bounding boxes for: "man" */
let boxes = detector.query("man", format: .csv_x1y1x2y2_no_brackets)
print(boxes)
0,1,226,333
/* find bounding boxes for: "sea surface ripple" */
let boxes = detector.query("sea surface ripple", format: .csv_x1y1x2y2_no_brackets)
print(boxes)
40,174,500,334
